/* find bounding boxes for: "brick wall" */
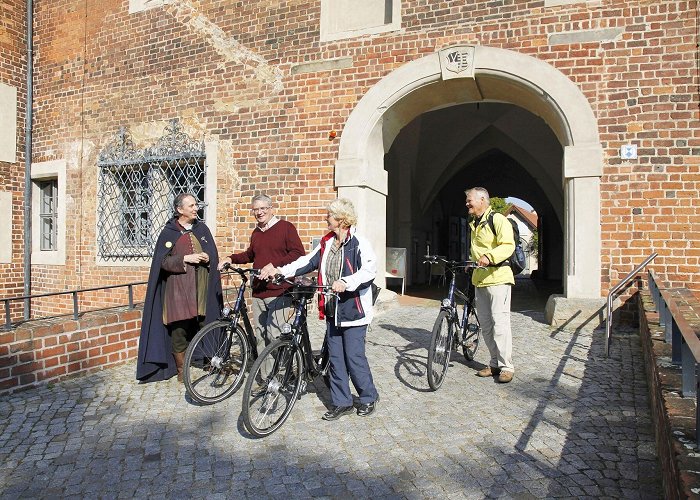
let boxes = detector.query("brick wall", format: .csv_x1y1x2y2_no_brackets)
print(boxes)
638,283,700,498
0,306,141,395
1,1,698,307
0,0,27,314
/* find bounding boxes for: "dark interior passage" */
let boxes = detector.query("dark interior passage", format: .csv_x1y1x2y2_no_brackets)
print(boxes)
383,101,564,292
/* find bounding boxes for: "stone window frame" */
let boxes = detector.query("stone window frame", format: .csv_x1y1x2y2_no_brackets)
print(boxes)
31,160,67,265
38,179,58,251
320,0,402,42
96,124,218,268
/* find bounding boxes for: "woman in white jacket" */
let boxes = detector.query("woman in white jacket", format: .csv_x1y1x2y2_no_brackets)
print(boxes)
260,198,380,420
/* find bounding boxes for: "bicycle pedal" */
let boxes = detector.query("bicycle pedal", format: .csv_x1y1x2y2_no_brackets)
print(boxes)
298,380,307,395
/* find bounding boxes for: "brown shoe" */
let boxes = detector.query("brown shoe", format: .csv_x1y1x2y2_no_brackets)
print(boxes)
173,351,186,383
497,371,513,383
476,366,500,377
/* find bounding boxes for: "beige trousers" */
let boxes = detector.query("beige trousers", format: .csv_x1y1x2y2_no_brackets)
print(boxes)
475,284,514,373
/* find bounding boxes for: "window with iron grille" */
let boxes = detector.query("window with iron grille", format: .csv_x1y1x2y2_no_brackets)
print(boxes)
38,179,58,251
97,120,207,261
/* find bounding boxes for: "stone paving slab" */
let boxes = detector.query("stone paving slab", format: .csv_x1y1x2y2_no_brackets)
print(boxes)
0,289,662,499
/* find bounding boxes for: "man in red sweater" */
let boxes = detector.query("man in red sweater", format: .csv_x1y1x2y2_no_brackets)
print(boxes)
218,194,305,359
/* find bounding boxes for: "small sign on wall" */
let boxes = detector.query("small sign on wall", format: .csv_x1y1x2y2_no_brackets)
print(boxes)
620,144,637,160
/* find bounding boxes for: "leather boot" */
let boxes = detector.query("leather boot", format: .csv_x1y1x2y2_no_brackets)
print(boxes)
173,351,186,383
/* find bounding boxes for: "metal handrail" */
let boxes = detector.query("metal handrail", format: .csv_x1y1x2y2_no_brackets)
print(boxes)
2,281,148,330
605,252,657,357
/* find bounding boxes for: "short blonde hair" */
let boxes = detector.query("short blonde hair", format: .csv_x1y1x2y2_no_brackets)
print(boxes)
327,198,357,228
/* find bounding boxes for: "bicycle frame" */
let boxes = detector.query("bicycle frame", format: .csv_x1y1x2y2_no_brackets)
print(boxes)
424,256,482,390
220,266,260,358
240,276,337,436
439,262,476,329
426,256,480,348
283,283,331,379
230,273,257,357
182,266,261,405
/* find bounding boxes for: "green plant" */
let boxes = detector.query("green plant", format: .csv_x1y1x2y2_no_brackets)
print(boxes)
490,197,511,214
527,230,539,257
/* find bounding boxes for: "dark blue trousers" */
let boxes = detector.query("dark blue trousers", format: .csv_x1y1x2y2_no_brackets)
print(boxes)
326,323,379,407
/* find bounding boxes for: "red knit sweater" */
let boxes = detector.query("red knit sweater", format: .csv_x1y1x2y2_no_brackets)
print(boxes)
229,219,305,298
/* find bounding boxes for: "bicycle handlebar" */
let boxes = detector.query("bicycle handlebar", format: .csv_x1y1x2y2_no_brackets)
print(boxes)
423,255,481,269
219,262,261,278
273,274,339,299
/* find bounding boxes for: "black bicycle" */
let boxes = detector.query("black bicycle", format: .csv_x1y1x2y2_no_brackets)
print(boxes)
424,256,482,391
241,275,333,437
183,265,259,404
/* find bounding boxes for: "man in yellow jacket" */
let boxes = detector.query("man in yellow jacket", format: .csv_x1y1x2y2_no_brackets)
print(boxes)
466,187,515,383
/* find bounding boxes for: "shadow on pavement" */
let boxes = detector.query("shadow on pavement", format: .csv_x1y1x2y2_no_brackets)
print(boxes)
371,322,433,393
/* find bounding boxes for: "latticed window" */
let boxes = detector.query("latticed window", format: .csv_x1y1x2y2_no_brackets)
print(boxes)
38,179,58,251
97,119,207,260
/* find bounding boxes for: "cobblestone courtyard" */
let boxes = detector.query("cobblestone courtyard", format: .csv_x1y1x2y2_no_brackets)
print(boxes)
1,282,662,499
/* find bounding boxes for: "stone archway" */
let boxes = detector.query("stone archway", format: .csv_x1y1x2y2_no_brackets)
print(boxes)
335,45,602,300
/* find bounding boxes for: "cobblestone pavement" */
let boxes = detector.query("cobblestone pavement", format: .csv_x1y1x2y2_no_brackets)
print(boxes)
1,280,662,499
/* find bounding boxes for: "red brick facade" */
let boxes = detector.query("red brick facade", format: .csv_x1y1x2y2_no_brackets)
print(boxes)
0,0,27,303
0,306,141,393
1,1,698,319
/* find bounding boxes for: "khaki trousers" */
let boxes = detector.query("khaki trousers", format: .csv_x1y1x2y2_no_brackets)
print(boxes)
475,284,514,373
251,295,294,377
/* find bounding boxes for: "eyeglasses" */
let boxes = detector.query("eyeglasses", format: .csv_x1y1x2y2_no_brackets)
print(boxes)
252,206,271,213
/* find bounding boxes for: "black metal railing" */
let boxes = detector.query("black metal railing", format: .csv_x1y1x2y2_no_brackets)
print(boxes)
647,269,700,446
2,282,147,331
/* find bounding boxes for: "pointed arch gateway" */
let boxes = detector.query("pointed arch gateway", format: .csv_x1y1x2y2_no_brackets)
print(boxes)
335,45,602,301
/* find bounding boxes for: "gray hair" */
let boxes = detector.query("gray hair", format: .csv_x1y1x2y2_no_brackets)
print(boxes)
173,193,196,217
465,187,490,204
251,194,273,207
327,198,357,227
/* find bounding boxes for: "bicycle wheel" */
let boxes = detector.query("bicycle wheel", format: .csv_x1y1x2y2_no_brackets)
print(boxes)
462,307,481,361
427,310,455,391
183,321,248,405
242,338,303,437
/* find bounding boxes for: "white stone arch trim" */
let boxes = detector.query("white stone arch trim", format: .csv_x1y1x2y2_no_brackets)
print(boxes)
338,46,601,163
336,45,603,298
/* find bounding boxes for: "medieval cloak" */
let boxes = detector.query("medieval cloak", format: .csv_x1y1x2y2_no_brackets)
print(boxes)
136,218,223,383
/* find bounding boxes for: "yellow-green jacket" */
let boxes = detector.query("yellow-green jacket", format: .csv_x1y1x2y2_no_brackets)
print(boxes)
469,207,515,287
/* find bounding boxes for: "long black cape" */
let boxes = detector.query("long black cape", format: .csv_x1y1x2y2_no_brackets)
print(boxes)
136,218,222,382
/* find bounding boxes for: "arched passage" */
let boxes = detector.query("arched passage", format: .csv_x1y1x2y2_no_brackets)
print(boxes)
335,45,603,299
386,102,564,286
